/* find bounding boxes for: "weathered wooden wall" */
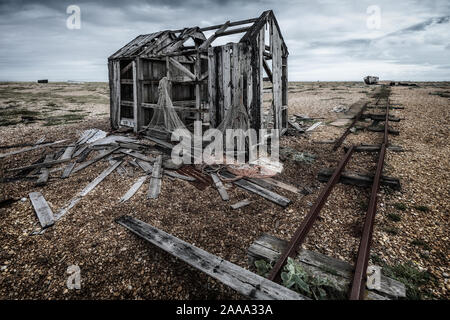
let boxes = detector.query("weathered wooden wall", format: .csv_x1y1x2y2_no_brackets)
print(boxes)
109,13,288,134
207,42,253,128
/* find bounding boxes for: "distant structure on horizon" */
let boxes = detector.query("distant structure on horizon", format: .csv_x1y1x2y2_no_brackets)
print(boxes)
364,76,379,85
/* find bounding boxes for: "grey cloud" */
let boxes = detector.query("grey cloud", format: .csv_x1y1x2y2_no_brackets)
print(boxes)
0,0,449,81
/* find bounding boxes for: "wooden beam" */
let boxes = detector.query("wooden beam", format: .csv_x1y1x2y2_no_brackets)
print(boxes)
35,154,54,186
7,158,71,172
248,233,406,299
120,176,147,203
0,140,66,159
55,160,122,220
71,147,120,175
116,216,308,300
262,59,273,83
211,173,229,201
29,192,54,228
169,57,196,80
199,21,230,50
221,171,290,207
216,26,250,37
148,155,163,199
231,199,252,209
120,61,133,75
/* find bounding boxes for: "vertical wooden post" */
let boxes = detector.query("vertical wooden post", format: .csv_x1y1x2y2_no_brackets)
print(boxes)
259,27,265,130
222,44,231,118
132,60,139,133
108,60,121,130
207,47,217,128
194,44,201,122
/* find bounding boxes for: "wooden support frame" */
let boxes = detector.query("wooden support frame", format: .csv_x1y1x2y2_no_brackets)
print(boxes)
109,10,288,135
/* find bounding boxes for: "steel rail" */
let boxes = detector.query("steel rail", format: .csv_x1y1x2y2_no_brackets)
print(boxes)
332,102,370,151
349,93,390,299
268,146,355,282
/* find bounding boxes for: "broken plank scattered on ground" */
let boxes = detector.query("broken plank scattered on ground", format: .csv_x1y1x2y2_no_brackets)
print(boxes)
0,139,66,159
120,176,147,203
116,216,308,300
221,171,290,207
29,192,54,228
136,159,153,174
60,145,76,160
211,173,229,201
71,147,120,174
164,170,195,181
61,162,76,179
7,157,71,172
147,155,162,199
35,153,54,186
55,160,123,221
288,120,305,133
119,149,155,162
231,199,252,209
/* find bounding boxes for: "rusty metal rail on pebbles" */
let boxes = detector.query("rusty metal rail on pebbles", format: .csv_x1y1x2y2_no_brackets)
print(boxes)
268,87,393,300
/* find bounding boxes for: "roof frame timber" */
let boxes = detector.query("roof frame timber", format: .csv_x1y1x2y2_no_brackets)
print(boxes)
109,10,288,60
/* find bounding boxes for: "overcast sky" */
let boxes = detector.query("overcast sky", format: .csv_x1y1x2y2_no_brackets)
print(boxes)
0,0,449,81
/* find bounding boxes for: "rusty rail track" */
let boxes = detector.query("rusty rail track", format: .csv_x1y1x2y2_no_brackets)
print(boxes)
349,98,390,299
268,87,394,299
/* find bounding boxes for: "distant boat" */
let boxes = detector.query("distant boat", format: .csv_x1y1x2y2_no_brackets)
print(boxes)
364,76,379,85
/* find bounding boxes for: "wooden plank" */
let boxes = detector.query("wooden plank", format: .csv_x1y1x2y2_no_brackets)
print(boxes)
29,192,54,228
288,120,304,133
7,157,71,172
109,60,121,129
318,168,401,190
116,216,308,300
147,155,163,199
60,145,76,160
120,176,147,203
61,162,76,179
261,177,301,194
0,140,66,159
143,136,174,150
164,170,195,181
72,145,87,158
132,60,138,133
216,47,224,124
305,122,322,132
344,144,404,153
248,233,406,299
231,199,252,209
55,160,122,220
119,149,155,162
222,45,231,116
136,159,153,174
169,57,196,80
262,59,273,83
208,47,217,127
221,171,290,207
272,20,282,130
76,147,92,163
211,173,229,201
35,154,54,186
199,21,230,50
72,147,120,174
231,43,241,112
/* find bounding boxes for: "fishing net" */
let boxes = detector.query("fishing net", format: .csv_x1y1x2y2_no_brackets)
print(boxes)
145,77,188,133
145,77,280,178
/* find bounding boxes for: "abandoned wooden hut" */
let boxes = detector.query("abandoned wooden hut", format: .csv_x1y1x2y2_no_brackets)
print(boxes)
108,10,288,138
